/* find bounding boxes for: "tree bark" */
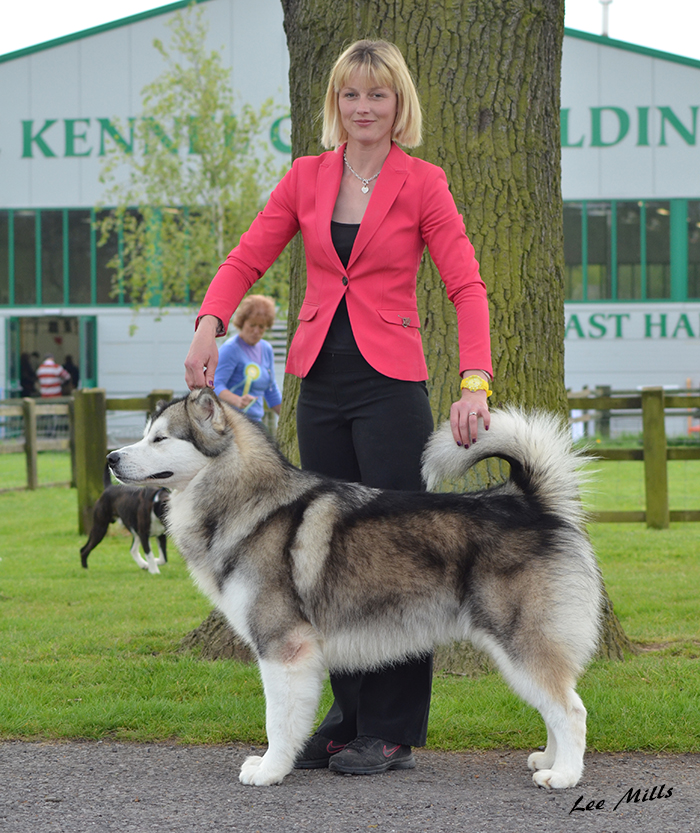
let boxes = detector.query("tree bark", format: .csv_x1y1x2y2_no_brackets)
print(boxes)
183,0,633,666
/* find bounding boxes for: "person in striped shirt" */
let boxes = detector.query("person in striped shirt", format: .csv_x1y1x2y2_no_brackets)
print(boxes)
36,354,71,398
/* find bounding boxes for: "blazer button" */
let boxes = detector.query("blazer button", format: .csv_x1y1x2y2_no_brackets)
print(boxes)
342,276,348,286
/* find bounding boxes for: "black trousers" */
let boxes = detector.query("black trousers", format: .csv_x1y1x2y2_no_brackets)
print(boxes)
296,351,435,747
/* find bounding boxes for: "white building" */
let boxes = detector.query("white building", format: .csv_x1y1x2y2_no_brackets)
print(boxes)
1,0,699,397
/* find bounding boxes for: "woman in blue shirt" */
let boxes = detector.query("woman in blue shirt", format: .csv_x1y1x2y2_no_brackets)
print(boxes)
214,295,282,422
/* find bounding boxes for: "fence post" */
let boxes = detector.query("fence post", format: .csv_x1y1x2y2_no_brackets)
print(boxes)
146,389,174,417
22,398,38,490
595,385,611,438
73,388,107,535
641,387,669,530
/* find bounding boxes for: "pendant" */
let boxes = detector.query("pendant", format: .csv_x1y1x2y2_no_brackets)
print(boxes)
361,184,369,194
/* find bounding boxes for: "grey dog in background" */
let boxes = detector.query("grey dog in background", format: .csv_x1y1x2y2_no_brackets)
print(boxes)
107,388,602,789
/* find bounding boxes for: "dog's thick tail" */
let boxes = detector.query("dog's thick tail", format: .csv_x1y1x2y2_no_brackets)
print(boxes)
421,407,590,527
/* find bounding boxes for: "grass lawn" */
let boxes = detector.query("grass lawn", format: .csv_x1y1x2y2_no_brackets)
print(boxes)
0,455,698,753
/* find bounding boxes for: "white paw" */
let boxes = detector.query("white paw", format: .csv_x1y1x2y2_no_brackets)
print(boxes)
528,750,555,772
238,755,288,786
532,768,581,790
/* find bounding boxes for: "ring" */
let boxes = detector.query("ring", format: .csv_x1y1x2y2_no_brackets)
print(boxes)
469,411,478,416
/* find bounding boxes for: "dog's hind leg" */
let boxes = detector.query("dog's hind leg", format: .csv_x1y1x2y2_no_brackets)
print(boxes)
473,636,587,789
80,501,112,568
527,723,557,773
526,686,587,790
239,627,325,786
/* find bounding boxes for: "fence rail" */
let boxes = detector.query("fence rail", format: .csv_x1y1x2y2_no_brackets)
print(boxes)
568,386,700,527
2,386,698,531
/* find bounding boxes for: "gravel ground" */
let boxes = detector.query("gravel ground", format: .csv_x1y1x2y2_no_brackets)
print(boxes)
1,742,698,833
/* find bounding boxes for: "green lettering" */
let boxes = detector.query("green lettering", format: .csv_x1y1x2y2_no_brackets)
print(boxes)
65,118,92,157
588,314,607,338
591,107,630,147
645,314,667,338
659,106,698,146
637,107,650,146
22,119,58,158
98,118,136,155
565,315,585,339
143,117,178,154
672,314,695,338
270,114,292,154
609,313,630,338
187,115,203,155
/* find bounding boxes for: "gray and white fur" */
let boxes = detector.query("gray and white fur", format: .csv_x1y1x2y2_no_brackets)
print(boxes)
107,389,602,790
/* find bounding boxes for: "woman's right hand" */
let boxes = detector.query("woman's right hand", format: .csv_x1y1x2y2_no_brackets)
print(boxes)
184,315,221,390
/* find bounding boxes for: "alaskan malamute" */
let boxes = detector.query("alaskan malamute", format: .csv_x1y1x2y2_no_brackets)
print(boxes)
108,388,601,789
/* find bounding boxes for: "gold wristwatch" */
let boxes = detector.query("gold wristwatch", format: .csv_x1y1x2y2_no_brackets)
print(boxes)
460,375,493,397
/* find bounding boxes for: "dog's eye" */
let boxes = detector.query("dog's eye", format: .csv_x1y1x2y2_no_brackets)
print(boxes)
152,435,167,443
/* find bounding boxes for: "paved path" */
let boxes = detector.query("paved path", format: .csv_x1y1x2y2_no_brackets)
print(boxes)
1,742,698,832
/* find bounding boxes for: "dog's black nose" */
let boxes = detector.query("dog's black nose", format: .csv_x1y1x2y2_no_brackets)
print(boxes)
107,451,120,468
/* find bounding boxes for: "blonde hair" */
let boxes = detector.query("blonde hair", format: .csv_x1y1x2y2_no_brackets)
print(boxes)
322,39,422,149
232,294,276,330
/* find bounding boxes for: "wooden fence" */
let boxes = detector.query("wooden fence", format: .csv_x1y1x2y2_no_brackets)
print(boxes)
73,389,173,534
568,386,700,528
2,386,699,532
0,397,73,489
0,389,172,534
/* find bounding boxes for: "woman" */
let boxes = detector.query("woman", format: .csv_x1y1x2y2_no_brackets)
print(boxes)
213,294,282,422
185,39,493,776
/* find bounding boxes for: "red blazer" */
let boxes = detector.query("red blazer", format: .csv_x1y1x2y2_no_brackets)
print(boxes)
198,142,492,381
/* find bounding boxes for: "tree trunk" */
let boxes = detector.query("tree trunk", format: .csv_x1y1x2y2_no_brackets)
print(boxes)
183,0,633,666
180,609,254,662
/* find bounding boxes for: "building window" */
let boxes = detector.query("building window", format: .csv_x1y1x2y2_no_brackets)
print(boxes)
689,201,700,299
646,201,671,299
563,203,583,300
14,211,37,306
0,212,8,305
586,202,612,300
616,202,642,300
41,210,64,305
95,209,120,304
68,210,92,304
564,199,687,302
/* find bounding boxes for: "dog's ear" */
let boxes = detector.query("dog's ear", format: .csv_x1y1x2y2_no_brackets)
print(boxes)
189,387,228,434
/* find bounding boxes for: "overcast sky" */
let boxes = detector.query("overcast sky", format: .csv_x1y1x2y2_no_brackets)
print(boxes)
2,0,699,61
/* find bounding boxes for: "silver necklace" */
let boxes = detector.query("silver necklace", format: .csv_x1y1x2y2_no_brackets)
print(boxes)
343,149,381,194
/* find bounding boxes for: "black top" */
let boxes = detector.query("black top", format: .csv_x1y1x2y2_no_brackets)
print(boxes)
323,222,361,354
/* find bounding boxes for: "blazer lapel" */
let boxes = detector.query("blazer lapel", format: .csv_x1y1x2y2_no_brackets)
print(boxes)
316,148,345,270
347,142,409,270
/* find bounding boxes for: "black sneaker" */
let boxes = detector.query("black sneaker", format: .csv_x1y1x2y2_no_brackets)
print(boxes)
294,734,347,769
328,736,415,775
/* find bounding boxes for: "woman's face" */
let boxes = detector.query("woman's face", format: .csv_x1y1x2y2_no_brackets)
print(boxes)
239,315,267,346
338,70,397,150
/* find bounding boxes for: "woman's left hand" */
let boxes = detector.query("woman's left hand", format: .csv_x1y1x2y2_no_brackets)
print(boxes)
450,389,490,447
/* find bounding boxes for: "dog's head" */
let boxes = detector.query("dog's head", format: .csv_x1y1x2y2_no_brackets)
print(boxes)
107,388,232,491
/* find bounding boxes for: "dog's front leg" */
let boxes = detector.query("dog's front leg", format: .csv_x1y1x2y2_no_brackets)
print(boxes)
239,636,325,786
129,534,150,570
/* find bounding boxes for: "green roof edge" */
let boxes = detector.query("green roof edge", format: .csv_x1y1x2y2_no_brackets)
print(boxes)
0,0,212,64
1,13,699,72
564,27,700,70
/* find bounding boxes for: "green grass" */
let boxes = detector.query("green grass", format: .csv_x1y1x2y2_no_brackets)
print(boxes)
0,476,698,753
0,450,72,490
